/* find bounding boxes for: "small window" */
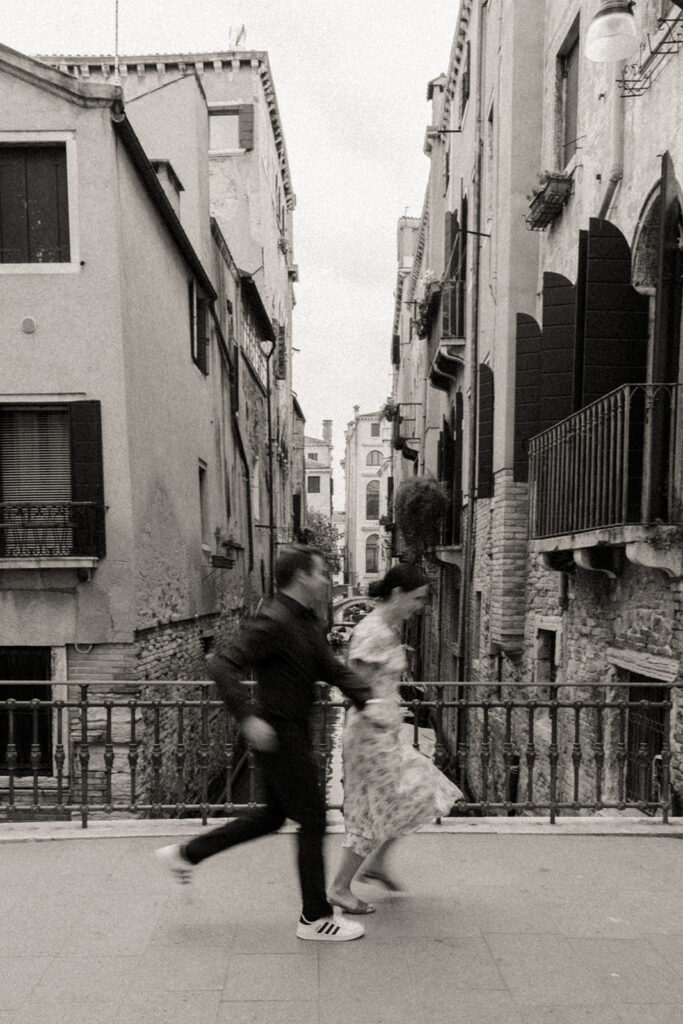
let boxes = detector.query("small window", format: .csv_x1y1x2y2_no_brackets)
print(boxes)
209,105,254,152
365,533,379,573
366,480,380,520
209,111,240,151
370,422,380,437
307,475,321,494
308,452,319,461
459,41,470,122
366,450,382,466
558,26,580,167
189,281,209,374
0,144,70,263
198,462,210,547
536,629,558,683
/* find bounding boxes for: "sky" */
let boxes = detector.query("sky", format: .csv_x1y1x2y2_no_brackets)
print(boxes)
0,0,456,507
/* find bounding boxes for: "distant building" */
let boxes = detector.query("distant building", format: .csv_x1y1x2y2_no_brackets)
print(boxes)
343,407,392,593
305,420,333,519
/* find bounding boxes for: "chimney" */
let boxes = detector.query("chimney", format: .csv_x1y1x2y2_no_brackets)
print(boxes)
322,419,333,445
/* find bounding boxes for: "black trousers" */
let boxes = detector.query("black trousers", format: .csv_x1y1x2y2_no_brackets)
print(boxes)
184,726,332,922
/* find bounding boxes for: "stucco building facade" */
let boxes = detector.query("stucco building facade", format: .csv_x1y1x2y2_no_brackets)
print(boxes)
343,407,392,593
0,43,299,807
304,420,334,520
389,0,682,812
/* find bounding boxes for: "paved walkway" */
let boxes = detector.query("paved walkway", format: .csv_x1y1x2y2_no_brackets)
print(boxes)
1,820,682,1023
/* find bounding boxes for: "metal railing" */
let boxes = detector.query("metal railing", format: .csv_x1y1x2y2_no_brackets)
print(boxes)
0,680,678,827
528,383,682,539
0,501,104,557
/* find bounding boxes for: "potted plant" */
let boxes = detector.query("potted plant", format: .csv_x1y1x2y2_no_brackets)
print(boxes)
526,170,573,230
380,397,398,422
394,476,449,559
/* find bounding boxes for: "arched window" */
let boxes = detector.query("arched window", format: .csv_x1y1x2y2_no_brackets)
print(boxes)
365,480,380,520
366,450,382,466
365,533,379,573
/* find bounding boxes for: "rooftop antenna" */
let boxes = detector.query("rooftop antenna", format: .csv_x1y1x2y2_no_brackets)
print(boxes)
234,23,246,49
113,0,120,84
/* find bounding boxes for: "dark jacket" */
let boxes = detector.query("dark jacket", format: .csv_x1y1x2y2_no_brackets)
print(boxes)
206,593,371,726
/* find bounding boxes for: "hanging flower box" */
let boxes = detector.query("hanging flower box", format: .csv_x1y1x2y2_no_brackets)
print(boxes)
526,172,573,231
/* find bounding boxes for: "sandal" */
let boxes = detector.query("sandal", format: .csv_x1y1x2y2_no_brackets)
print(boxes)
328,895,376,915
355,870,402,892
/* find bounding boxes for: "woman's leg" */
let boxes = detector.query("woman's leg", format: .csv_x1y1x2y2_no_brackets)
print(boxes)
329,845,374,911
357,839,402,889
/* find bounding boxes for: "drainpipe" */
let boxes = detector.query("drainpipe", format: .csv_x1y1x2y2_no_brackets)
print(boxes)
598,62,625,219
265,341,276,597
455,0,486,682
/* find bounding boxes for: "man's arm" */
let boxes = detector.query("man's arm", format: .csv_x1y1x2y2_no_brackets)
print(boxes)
317,640,372,709
205,617,277,751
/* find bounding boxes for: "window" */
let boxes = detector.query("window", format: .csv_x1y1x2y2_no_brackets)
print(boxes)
558,26,580,167
0,144,70,263
366,480,380,520
459,41,470,122
366,450,382,466
209,105,254,152
365,533,379,573
0,647,52,775
370,422,380,437
0,402,105,558
308,475,321,494
198,462,210,548
189,281,209,374
308,452,319,461
536,629,557,683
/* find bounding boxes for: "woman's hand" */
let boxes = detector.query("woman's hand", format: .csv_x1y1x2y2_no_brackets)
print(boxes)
242,714,277,751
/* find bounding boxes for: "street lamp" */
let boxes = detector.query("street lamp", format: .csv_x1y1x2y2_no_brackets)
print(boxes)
585,1,639,62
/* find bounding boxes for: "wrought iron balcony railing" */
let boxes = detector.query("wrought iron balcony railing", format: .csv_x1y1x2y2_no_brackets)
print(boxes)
528,384,682,540
1,680,678,826
0,501,104,557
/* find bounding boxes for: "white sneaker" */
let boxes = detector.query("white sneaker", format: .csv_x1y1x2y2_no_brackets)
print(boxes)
296,914,365,941
155,844,193,886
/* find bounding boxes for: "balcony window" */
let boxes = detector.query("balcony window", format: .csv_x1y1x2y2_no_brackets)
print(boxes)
0,402,105,559
366,480,380,520
365,533,379,573
0,143,70,263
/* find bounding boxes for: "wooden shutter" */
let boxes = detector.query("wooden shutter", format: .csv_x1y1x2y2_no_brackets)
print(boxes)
573,230,588,410
70,401,105,556
514,313,541,482
539,272,576,433
238,105,254,150
0,149,29,262
391,333,400,366
581,218,648,407
477,364,494,499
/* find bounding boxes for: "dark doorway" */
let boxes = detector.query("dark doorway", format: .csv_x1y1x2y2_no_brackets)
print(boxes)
0,647,52,775
624,671,666,809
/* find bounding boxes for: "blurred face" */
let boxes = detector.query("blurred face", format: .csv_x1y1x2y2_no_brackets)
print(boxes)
300,555,329,605
395,584,429,621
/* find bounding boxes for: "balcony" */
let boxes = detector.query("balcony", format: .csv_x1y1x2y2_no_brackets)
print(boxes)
0,501,105,570
528,384,682,576
392,403,421,462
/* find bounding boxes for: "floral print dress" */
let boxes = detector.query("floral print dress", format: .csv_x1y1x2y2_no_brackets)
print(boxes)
341,608,462,857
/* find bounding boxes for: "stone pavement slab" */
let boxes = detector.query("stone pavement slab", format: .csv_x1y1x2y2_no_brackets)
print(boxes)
1,827,682,1023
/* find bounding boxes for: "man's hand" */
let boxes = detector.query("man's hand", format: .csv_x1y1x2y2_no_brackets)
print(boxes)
242,714,277,752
